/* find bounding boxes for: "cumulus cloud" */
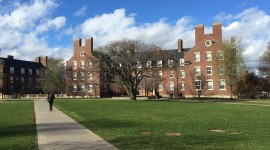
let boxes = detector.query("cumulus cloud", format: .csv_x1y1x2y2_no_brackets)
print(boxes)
72,8,195,49
74,5,87,17
0,0,68,61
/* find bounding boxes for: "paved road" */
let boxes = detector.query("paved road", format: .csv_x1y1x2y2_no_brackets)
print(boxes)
35,100,118,150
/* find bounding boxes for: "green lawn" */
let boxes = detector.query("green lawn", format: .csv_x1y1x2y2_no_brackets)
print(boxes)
0,100,38,150
55,99,270,150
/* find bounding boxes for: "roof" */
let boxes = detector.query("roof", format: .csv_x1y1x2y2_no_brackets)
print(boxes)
164,48,190,60
0,57,44,69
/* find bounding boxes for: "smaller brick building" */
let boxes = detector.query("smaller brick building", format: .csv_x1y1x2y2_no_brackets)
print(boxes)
0,55,47,97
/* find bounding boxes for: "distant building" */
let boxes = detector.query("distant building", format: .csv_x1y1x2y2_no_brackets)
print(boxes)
66,22,231,98
0,55,47,97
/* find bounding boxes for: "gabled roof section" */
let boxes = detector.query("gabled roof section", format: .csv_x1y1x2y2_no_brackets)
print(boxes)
0,57,44,69
164,48,191,60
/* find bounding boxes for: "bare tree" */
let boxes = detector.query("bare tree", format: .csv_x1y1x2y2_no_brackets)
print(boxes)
95,39,166,100
259,41,270,80
185,71,213,99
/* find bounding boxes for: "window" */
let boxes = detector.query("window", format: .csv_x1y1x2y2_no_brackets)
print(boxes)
80,61,84,68
219,80,226,90
158,83,163,91
206,52,212,61
219,66,224,75
180,82,185,90
73,72,77,80
207,80,213,90
169,82,174,91
137,61,141,68
195,80,201,90
10,67,14,73
88,72,92,80
21,68,25,74
80,84,85,91
157,60,162,67
179,59,185,66
36,69,40,75
206,66,212,75
29,77,32,83
88,84,93,92
169,71,174,78
195,67,201,76
73,84,77,92
168,60,174,67
218,51,224,60
88,60,93,68
29,69,32,75
158,71,162,78
10,85,13,91
73,61,77,69
10,76,14,83
194,52,200,62
147,61,152,68
80,72,84,80
21,77,24,83
180,70,185,78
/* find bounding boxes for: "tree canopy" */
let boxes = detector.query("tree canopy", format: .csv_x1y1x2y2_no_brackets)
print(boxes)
37,57,66,94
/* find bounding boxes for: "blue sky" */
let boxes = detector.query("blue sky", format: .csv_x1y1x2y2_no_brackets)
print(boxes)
0,0,270,69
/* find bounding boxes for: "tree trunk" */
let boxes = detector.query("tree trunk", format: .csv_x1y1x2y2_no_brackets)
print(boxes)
127,88,137,100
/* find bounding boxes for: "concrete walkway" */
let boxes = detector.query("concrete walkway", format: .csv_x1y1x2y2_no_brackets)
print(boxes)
35,100,118,150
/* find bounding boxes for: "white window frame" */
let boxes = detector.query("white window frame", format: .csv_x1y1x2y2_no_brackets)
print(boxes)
194,52,200,62
158,71,162,78
157,60,162,67
73,61,77,69
80,61,85,68
219,79,226,90
180,70,185,78
137,61,141,68
218,51,224,60
168,59,174,67
219,66,225,75
180,82,185,91
169,82,174,91
80,72,84,80
73,84,77,92
21,77,24,83
195,66,201,76
10,76,14,83
207,80,213,90
88,72,92,80
88,60,93,68
88,84,93,92
206,51,212,61
195,80,201,90
80,84,85,92
21,68,25,74
29,69,32,75
10,67,14,73
158,83,163,91
206,66,212,75
169,71,174,78
36,69,40,75
179,59,185,66
147,61,152,68
73,72,77,80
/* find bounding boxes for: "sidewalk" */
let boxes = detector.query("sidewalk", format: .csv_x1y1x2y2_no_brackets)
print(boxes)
35,100,118,150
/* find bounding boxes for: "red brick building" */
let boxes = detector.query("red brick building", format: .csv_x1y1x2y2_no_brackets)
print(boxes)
66,22,231,98
0,55,47,97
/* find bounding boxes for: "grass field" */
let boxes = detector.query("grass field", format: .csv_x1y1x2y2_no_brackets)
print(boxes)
54,99,270,150
0,100,38,150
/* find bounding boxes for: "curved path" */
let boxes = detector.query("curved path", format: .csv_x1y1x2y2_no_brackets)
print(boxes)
35,100,118,150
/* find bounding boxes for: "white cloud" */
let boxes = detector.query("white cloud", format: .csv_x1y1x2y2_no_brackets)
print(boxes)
72,8,195,49
74,5,87,17
0,0,69,61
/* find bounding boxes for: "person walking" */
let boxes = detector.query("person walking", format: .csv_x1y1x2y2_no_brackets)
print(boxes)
155,91,160,100
47,92,55,111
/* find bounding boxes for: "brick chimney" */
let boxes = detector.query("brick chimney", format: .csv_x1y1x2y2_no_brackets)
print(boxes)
195,24,204,45
212,22,222,42
178,39,183,52
35,56,47,67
